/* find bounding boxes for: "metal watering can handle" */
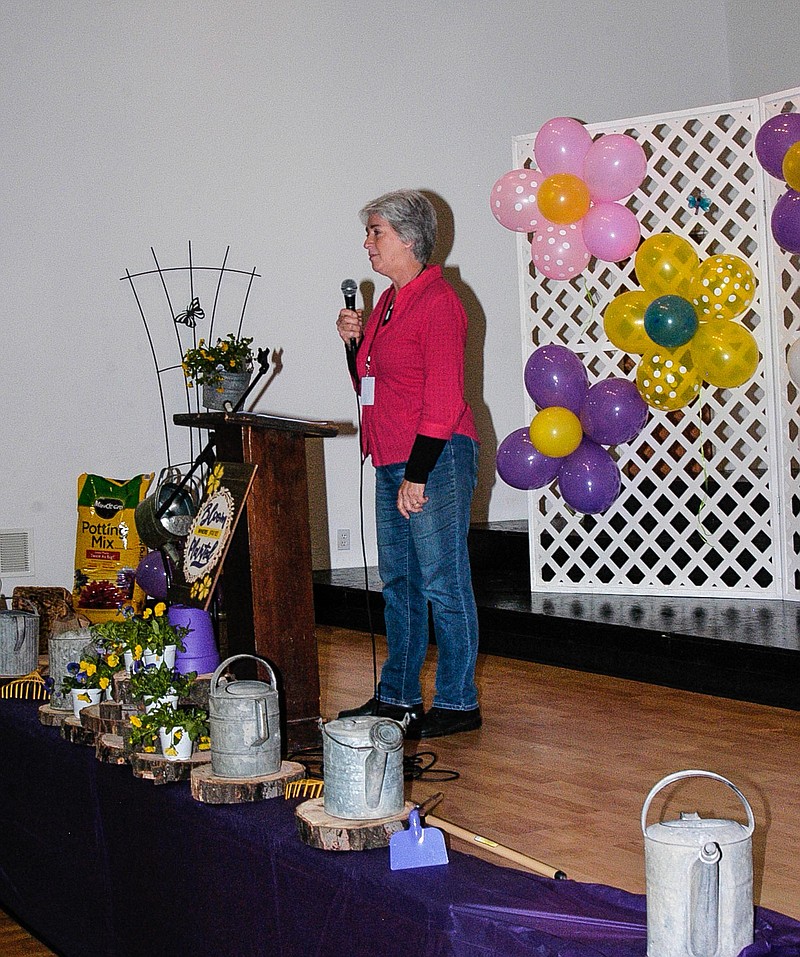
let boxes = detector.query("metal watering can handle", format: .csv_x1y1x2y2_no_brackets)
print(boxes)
4,598,37,653
210,654,278,696
640,769,755,837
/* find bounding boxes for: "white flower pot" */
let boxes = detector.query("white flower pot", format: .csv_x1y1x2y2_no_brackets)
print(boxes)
71,687,103,717
159,725,193,762
143,644,177,670
144,693,179,715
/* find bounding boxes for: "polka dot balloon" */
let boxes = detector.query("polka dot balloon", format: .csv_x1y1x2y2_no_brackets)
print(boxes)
690,254,756,321
636,344,702,411
531,223,591,281
489,168,545,233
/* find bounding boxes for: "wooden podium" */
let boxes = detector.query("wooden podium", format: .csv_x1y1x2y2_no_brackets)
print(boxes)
174,411,337,750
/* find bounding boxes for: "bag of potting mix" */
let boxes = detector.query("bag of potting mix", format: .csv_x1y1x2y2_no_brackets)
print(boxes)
73,472,153,622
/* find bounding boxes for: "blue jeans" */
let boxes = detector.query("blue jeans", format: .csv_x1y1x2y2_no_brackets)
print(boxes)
375,434,479,712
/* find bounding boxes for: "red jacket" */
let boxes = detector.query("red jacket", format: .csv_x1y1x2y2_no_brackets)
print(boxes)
356,265,479,466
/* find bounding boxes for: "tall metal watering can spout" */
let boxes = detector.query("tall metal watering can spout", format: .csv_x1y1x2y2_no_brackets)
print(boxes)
364,719,405,808
642,770,755,957
689,840,721,957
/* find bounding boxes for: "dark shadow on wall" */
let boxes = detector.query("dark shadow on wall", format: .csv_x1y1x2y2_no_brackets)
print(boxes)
426,192,496,523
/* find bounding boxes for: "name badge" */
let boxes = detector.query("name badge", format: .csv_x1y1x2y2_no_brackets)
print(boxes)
360,376,375,406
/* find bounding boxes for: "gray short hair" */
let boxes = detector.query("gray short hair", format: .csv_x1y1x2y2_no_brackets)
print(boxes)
359,190,437,264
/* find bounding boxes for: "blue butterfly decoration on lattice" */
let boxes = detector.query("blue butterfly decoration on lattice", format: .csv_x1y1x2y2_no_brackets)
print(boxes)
688,189,712,214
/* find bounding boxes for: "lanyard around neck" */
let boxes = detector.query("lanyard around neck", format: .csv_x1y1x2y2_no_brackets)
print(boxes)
364,292,396,376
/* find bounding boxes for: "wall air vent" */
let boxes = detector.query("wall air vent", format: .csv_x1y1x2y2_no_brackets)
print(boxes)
0,529,33,577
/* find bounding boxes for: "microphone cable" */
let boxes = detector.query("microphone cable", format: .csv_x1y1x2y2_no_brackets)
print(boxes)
351,383,380,700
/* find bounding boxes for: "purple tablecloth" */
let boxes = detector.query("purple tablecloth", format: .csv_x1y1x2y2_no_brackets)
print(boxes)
1,698,798,957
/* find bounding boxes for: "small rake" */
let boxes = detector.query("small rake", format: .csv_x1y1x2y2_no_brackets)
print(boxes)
285,778,324,800
0,670,51,701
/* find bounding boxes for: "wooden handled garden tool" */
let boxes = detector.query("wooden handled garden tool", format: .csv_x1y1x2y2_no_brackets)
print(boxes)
415,792,567,880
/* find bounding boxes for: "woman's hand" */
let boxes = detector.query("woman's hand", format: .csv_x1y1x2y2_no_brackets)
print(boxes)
397,479,428,518
336,308,363,346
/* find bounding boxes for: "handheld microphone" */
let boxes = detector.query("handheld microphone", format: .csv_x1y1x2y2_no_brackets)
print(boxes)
341,279,359,359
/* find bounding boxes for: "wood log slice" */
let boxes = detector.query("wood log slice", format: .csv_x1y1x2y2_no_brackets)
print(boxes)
80,701,136,737
190,760,306,804
130,749,211,785
95,732,129,765
60,714,97,747
295,798,414,851
38,703,73,727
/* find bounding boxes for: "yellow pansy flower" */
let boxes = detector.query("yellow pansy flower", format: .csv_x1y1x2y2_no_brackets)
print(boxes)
99,677,110,690
107,653,119,668
154,602,166,617
130,715,142,728
143,608,152,619
83,661,97,677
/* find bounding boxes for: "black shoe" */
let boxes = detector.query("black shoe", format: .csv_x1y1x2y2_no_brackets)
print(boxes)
337,698,424,738
420,706,482,738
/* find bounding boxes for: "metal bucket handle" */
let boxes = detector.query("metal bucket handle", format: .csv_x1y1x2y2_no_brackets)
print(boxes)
210,654,277,746
641,769,755,837
1,598,37,653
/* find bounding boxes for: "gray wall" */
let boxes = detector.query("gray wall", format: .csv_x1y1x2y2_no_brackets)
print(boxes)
1,0,780,587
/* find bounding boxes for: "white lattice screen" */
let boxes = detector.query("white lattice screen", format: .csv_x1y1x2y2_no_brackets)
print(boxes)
512,86,800,598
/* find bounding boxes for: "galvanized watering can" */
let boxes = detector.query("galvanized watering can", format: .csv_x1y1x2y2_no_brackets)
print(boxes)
0,599,39,678
209,654,281,779
134,467,200,549
642,770,755,957
322,715,405,820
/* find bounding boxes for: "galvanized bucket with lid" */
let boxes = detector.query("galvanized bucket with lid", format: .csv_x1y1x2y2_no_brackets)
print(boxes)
209,654,281,778
322,715,405,820
642,769,755,957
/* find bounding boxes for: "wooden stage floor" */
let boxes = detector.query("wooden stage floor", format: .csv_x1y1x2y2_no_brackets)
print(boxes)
316,623,800,922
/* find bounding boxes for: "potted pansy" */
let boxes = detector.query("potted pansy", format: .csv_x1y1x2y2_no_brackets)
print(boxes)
182,333,254,410
151,703,210,762
92,603,187,672
130,661,198,714
61,650,118,717
127,710,160,754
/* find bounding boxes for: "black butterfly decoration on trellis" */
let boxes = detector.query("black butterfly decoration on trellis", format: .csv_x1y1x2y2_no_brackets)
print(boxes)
175,297,205,328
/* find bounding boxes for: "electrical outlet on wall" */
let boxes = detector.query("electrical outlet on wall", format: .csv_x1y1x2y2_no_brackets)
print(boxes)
336,529,351,551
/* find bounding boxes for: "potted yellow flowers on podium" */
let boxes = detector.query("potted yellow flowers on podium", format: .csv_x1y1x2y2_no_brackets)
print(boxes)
182,333,254,411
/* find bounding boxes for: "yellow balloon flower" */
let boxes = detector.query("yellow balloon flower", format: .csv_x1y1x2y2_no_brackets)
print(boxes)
529,406,583,457
691,320,759,388
636,344,702,410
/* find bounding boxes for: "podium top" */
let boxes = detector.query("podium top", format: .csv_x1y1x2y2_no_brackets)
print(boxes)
174,411,338,438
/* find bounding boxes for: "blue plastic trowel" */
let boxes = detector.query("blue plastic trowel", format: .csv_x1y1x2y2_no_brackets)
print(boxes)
389,792,449,871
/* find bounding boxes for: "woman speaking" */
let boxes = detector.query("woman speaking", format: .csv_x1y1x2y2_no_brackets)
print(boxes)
335,189,481,739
